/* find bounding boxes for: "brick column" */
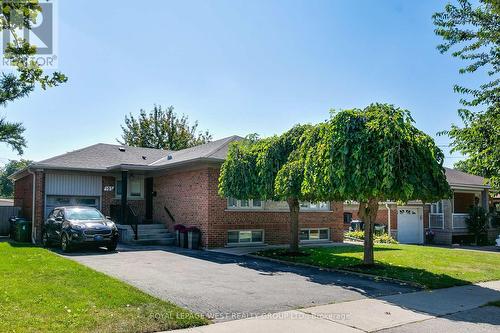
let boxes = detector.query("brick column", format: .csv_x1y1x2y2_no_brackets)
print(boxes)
33,171,45,242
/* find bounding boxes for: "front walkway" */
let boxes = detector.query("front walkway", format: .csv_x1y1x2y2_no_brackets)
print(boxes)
168,281,500,332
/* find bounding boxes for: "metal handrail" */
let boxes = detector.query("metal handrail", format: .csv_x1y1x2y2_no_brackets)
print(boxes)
110,204,139,240
164,205,176,223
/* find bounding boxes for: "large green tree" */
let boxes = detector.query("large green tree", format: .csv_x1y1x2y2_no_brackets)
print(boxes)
0,0,67,154
119,105,212,150
433,0,499,193
0,159,31,198
301,104,451,265
218,125,313,253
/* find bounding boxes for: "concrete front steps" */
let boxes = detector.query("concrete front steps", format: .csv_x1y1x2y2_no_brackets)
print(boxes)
116,223,175,245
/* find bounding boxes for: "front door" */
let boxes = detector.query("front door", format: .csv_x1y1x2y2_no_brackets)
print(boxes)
145,177,154,220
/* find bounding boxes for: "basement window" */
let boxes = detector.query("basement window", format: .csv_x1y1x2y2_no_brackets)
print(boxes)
300,228,329,241
227,230,264,245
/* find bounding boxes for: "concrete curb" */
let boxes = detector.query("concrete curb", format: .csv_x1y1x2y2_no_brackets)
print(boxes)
246,253,426,290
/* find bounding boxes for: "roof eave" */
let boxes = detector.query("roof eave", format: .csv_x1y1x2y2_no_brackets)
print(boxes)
450,183,490,190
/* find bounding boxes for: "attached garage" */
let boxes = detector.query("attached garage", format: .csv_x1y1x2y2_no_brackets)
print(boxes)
44,173,102,217
396,207,423,244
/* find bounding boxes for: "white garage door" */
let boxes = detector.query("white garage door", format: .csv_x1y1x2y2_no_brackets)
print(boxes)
44,173,102,217
397,207,423,244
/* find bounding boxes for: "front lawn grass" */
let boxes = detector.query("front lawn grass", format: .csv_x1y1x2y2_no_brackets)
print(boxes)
0,241,209,333
256,244,500,289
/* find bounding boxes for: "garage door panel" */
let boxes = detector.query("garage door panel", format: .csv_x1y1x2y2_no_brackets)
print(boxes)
397,207,423,244
45,174,102,196
45,195,100,218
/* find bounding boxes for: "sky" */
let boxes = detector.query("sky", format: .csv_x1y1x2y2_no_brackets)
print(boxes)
0,0,486,167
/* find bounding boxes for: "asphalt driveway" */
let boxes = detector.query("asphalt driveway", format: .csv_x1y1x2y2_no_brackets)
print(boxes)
62,245,417,322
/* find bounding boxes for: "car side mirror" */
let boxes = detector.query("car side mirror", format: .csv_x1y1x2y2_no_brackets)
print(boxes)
106,216,111,220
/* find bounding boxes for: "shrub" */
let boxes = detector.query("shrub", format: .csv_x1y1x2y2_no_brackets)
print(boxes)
375,233,399,244
465,205,489,245
345,231,398,244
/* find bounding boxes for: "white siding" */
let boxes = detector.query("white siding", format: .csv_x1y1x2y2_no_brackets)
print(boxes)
45,173,102,196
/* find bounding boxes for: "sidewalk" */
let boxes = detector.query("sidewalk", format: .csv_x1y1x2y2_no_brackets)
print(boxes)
167,280,500,333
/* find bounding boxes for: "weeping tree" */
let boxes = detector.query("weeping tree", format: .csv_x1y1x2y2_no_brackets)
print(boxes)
301,103,451,265
218,125,313,253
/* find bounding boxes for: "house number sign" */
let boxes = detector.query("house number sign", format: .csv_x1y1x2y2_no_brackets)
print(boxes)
104,186,114,192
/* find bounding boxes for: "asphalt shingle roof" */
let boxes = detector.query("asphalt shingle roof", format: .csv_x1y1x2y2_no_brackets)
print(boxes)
150,136,242,166
31,136,242,171
444,167,487,187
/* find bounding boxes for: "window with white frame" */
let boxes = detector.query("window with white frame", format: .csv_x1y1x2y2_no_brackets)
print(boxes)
227,230,264,244
430,200,443,214
116,177,144,199
300,228,329,241
227,198,263,209
299,201,330,211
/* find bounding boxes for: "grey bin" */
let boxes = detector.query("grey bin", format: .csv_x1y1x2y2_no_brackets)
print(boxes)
179,231,188,248
187,229,200,249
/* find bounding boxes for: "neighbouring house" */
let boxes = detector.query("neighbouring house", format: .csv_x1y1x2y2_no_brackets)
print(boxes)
10,137,344,248
344,168,495,245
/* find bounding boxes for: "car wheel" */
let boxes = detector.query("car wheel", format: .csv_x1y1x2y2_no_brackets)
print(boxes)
107,240,118,252
42,232,52,247
61,234,72,253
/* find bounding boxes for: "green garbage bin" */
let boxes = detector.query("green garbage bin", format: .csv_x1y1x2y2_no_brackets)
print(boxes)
15,220,32,243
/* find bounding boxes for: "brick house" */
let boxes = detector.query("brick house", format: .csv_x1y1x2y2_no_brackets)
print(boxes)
343,168,494,245
11,136,344,248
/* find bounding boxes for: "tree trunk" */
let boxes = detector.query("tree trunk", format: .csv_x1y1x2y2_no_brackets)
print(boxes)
287,197,300,253
358,198,379,265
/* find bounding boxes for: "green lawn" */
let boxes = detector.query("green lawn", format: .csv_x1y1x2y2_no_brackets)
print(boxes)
256,244,500,289
0,241,209,333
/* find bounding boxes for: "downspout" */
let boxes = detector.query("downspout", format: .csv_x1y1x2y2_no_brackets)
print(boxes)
385,203,391,236
28,169,36,244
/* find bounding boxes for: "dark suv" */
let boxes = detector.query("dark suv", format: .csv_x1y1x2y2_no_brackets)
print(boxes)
42,206,119,252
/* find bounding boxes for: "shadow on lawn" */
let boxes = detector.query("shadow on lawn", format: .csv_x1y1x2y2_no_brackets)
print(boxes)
260,245,472,289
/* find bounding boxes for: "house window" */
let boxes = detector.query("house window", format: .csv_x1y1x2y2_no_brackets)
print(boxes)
431,201,443,214
116,180,123,196
344,212,353,224
129,179,142,197
115,177,144,198
227,198,264,209
300,201,330,211
227,230,264,244
300,228,329,241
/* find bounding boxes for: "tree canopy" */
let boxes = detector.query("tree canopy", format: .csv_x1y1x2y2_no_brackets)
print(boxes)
301,104,451,204
0,159,31,198
0,0,67,154
218,125,313,252
119,105,212,150
433,0,499,194
301,103,451,264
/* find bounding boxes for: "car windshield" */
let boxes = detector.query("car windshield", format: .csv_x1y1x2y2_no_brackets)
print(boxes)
65,208,104,220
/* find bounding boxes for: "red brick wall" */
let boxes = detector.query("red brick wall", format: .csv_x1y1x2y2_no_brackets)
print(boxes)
206,167,344,248
152,166,344,248
153,168,210,244
34,171,45,240
101,176,146,221
14,174,33,220
101,176,115,216
14,171,45,241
